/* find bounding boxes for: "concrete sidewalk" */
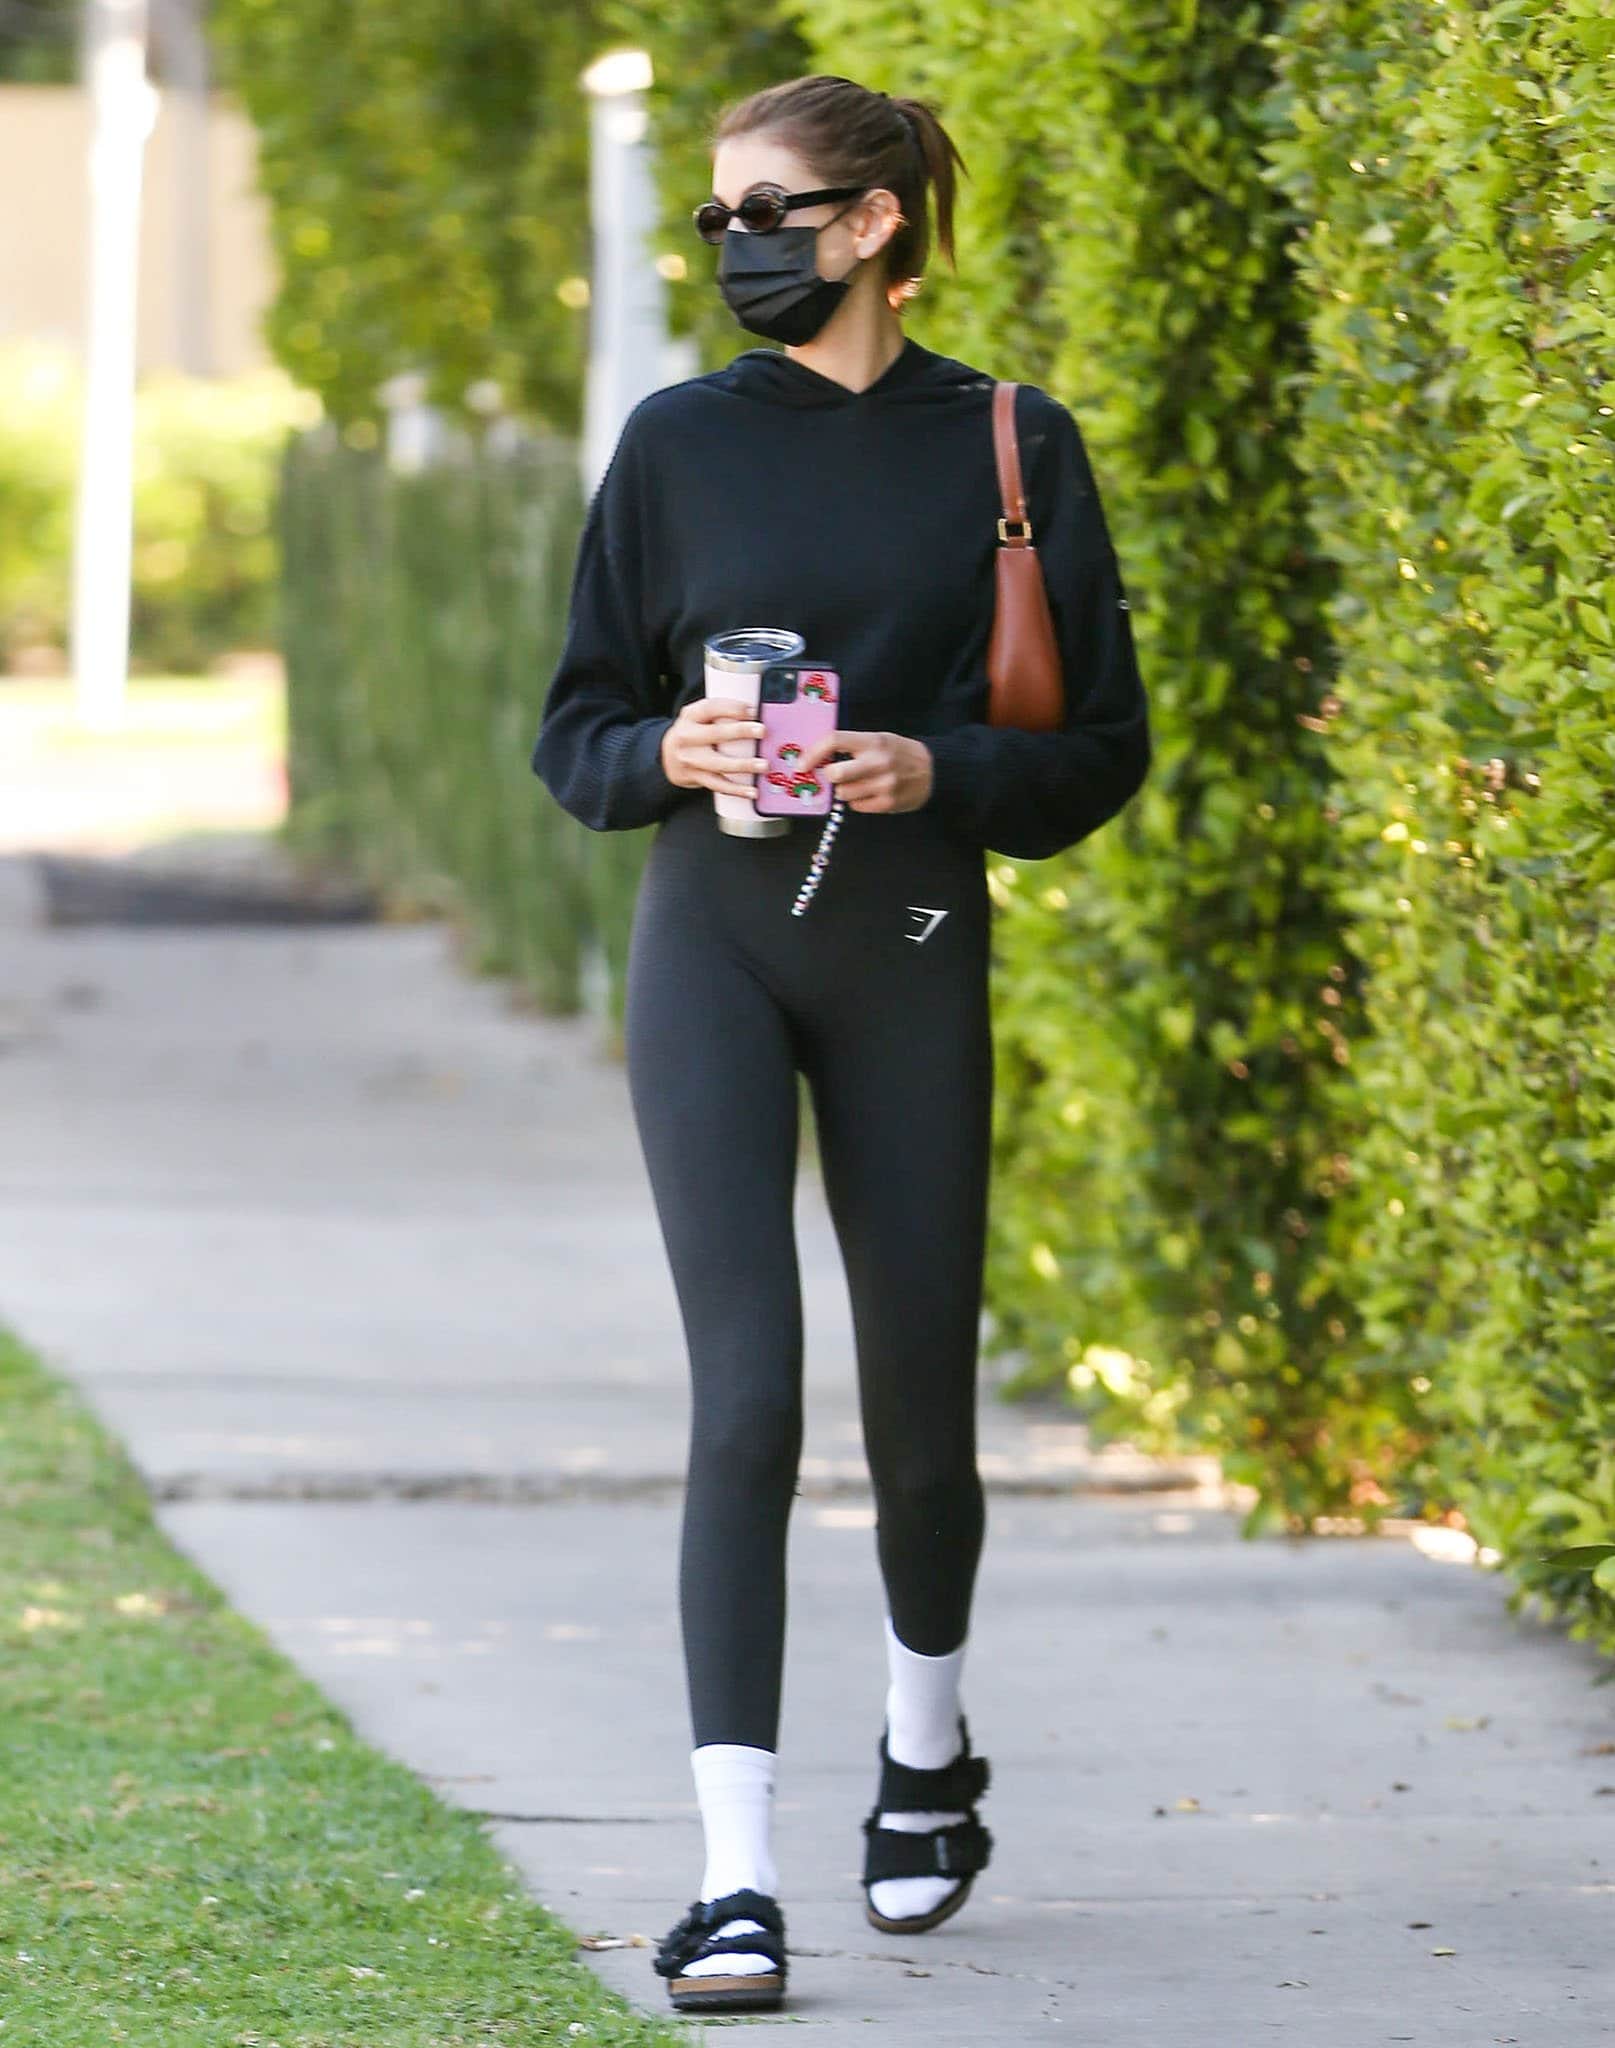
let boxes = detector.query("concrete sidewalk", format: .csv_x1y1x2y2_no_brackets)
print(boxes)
1,846,1612,2046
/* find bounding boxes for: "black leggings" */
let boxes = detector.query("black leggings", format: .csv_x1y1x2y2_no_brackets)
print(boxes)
623,794,993,1752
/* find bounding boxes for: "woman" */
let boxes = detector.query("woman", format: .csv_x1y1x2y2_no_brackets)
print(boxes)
532,71,1149,2016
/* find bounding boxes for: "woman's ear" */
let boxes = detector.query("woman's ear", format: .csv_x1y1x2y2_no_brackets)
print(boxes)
851,186,906,260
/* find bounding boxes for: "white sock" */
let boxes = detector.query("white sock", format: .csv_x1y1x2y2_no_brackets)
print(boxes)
884,1613,968,1767
870,1615,969,1922
683,1743,779,1979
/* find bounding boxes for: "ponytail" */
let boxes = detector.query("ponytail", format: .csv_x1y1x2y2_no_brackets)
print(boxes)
886,97,964,274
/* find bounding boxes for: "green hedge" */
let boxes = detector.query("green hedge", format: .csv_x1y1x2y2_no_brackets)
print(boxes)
1263,0,1615,1637
268,2,1615,1648
609,1,1615,1641
277,424,641,1022
0,344,311,671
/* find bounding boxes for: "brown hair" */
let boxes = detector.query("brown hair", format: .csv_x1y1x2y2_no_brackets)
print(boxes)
712,73,967,293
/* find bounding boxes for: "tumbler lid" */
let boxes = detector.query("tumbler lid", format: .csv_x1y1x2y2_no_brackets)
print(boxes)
704,627,805,674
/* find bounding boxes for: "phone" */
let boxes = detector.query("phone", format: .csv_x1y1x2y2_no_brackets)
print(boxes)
754,664,840,818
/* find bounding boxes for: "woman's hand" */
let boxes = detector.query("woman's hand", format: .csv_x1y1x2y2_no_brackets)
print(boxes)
660,697,766,796
793,729,935,814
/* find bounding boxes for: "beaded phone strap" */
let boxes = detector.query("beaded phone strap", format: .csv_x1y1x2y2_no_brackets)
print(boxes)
789,795,846,916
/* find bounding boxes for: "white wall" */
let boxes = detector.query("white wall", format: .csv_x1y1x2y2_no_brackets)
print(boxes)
0,83,276,375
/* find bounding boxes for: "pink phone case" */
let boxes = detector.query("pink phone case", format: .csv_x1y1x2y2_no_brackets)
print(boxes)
755,667,840,817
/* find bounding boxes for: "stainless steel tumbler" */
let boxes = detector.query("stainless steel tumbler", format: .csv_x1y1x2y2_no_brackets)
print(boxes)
702,628,805,838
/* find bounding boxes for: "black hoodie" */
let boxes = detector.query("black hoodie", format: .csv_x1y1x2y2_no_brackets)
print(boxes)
530,336,1149,862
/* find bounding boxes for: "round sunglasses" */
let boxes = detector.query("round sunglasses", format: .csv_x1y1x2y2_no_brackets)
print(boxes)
693,183,867,245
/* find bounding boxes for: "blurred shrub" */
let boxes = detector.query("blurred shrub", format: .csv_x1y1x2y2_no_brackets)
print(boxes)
210,0,798,426
211,0,602,433
277,424,635,1020
0,342,315,671
0,2,75,83
131,369,320,669
0,347,75,659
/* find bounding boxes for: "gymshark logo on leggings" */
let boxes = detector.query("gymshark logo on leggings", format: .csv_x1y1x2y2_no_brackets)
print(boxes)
904,906,949,944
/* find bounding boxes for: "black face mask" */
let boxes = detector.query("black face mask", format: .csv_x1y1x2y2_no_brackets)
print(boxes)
716,219,860,346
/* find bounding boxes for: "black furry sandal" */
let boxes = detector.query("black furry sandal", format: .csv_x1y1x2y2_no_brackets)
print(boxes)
652,1886,788,2011
860,1713,993,1935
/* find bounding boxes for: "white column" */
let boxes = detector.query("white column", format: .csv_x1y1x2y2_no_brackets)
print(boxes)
71,0,158,732
580,48,679,501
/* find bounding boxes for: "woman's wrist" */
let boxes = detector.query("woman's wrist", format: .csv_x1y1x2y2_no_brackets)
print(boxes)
912,738,937,809
914,731,973,819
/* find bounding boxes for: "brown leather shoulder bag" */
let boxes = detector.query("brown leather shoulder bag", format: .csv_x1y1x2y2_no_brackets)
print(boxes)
986,381,1065,732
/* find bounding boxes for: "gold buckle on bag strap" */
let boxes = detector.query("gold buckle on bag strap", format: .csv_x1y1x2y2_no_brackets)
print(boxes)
997,514,1032,543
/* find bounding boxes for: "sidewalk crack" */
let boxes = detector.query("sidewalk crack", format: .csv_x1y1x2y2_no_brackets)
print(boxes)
149,1468,1209,1505
790,1945,1080,1988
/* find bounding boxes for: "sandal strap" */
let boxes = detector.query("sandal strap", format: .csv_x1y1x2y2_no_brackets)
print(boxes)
875,1722,991,1815
652,1889,786,1979
860,1812,994,1884
665,1928,787,1973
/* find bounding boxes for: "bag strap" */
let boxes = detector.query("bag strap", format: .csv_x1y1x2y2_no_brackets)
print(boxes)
991,380,1032,545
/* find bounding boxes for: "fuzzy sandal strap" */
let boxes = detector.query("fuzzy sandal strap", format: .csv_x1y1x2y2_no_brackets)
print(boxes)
670,1928,786,1971
860,1812,994,1884
653,1889,786,1979
875,1737,991,1816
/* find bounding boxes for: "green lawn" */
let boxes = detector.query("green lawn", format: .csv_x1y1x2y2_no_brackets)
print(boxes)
0,1330,698,2046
